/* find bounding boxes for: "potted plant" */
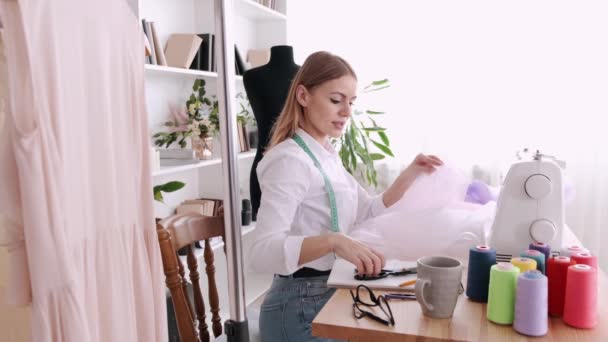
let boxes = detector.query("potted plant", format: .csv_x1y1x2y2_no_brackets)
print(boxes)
334,79,393,188
153,79,219,159
153,80,256,158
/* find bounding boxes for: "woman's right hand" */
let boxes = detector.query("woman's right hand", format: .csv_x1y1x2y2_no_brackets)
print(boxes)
329,233,385,276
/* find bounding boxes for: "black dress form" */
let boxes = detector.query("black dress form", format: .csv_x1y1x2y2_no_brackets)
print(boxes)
243,45,300,220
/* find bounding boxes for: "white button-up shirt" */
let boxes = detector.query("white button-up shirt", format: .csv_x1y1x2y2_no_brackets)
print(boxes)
249,128,387,275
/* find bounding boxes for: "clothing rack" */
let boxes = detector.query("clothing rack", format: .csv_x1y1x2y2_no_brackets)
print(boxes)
214,0,249,340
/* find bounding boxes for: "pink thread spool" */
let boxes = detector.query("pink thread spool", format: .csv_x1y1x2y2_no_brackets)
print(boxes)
563,264,598,329
571,252,598,270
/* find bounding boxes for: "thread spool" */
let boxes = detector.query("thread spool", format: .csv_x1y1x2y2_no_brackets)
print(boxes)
511,257,537,273
466,245,497,302
560,245,589,258
487,262,520,325
547,256,574,316
520,250,546,274
529,242,551,263
514,270,548,336
563,264,598,329
571,252,598,270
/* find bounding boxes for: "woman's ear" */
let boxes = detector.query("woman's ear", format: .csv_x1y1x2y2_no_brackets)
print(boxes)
295,84,309,107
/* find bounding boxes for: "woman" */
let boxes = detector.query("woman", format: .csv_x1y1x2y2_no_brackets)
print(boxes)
250,51,443,341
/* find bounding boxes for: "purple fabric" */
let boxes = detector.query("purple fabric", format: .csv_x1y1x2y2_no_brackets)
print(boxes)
465,180,495,205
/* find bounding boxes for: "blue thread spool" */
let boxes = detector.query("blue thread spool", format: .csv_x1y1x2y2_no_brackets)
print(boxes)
521,249,546,274
466,245,497,302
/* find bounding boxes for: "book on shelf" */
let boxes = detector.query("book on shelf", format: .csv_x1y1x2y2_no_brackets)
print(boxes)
189,33,214,72
255,0,277,10
142,31,152,64
235,46,247,76
150,22,167,66
165,34,202,69
181,198,223,216
142,19,157,65
237,121,250,152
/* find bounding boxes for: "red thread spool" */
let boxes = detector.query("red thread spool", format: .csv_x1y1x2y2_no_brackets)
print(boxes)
563,264,598,328
571,252,598,270
547,256,574,316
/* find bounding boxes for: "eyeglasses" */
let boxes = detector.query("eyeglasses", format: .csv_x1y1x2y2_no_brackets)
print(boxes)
350,285,395,326
353,267,417,281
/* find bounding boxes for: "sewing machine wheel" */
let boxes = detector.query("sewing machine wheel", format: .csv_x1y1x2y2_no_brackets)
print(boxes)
530,219,557,243
525,174,552,199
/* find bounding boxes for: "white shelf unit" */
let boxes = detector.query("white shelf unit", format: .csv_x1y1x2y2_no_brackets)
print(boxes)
152,149,256,177
236,0,287,21
145,64,244,81
138,0,288,332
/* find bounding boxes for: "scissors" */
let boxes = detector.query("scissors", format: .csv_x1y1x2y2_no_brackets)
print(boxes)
353,267,417,281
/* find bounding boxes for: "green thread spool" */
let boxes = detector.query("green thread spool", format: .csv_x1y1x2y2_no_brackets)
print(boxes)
487,262,520,324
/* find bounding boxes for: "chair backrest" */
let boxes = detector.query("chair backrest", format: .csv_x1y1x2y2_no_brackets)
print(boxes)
156,213,225,342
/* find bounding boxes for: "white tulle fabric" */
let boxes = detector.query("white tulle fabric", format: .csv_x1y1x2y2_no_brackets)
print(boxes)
350,165,581,263
0,1,167,341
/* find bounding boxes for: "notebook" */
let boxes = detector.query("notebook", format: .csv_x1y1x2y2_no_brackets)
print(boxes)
327,258,417,291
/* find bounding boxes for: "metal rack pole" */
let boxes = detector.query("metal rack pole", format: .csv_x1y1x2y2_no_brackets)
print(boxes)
214,0,249,340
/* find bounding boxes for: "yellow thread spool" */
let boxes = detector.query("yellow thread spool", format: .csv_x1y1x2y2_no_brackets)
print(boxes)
511,257,537,273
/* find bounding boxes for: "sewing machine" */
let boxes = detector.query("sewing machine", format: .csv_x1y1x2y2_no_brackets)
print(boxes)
490,150,566,262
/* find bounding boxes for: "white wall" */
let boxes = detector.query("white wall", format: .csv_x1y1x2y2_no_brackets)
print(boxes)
287,0,608,270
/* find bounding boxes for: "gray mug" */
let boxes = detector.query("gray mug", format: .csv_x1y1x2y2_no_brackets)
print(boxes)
415,256,463,319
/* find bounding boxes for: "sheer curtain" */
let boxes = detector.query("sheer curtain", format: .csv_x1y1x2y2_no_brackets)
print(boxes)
288,0,608,271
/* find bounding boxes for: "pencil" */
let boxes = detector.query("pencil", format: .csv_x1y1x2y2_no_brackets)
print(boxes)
398,279,417,287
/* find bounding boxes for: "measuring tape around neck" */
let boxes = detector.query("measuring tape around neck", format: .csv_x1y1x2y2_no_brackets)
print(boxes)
292,134,340,233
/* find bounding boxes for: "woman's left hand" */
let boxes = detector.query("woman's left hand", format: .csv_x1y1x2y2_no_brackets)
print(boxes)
404,153,443,176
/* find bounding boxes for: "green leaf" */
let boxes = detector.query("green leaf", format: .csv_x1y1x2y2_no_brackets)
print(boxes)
378,131,389,146
364,79,389,90
366,110,385,115
370,139,395,157
365,85,390,93
370,153,385,160
154,191,164,203
361,127,386,132
193,79,202,91
161,181,186,193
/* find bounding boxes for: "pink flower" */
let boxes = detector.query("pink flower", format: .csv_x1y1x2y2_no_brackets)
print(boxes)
168,104,190,132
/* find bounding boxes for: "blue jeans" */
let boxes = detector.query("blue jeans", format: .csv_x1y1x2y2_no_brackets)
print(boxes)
259,274,344,342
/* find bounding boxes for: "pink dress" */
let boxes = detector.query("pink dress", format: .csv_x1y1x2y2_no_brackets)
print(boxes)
0,1,167,341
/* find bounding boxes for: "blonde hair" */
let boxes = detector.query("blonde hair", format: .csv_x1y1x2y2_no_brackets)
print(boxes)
267,51,357,150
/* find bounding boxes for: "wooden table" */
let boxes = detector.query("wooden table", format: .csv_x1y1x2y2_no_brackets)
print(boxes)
312,270,607,341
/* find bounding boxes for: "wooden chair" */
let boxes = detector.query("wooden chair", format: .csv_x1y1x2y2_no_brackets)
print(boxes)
157,213,226,342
